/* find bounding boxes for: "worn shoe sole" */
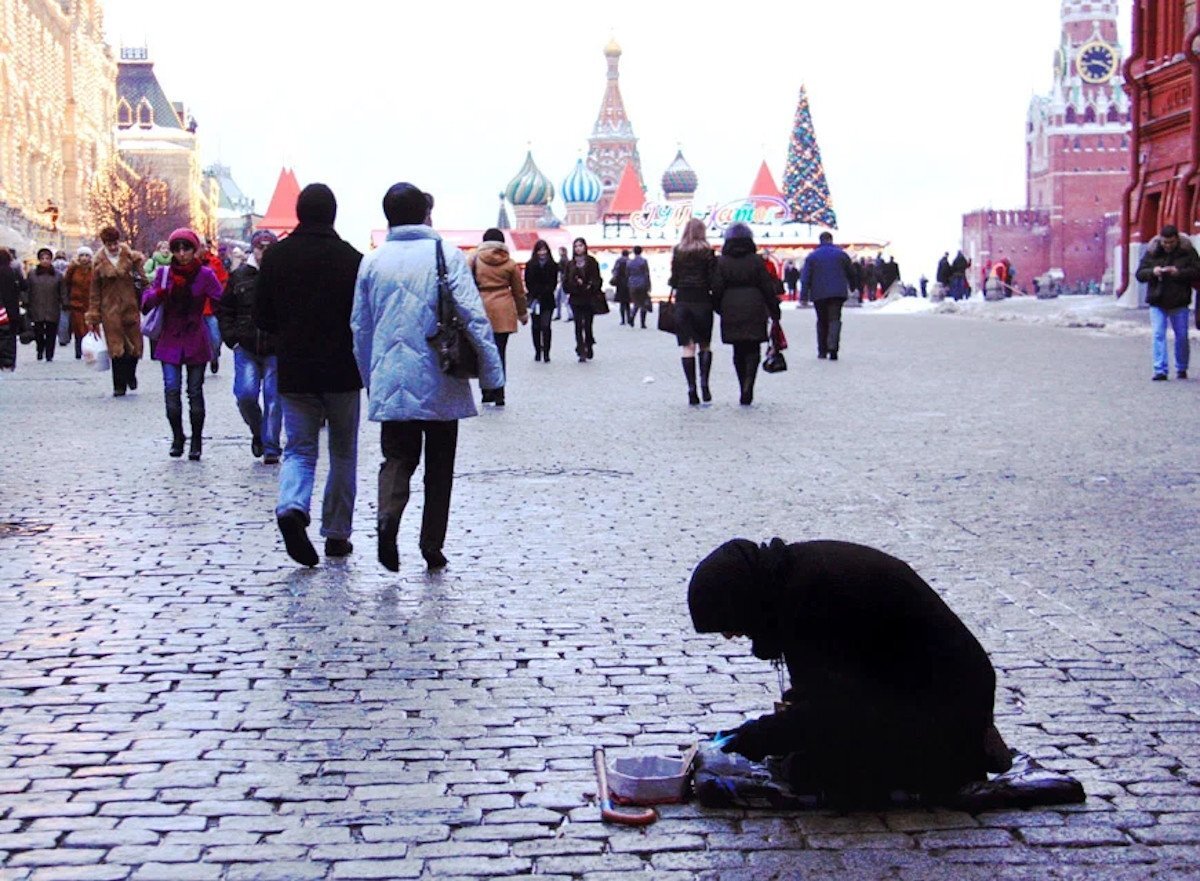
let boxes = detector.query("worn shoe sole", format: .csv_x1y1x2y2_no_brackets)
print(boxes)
278,511,318,567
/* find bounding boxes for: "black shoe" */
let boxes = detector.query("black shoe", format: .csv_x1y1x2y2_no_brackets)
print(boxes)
378,517,400,572
127,374,137,391
113,389,126,397
587,347,594,360
543,355,550,363
818,352,827,359
251,435,263,458
829,352,838,361
578,354,587,363
1153,373,1168,381
534,351,542,362
688,389,700,406
169,436,185,458
325,538,353,558
739,390,753,405
701,386,711,403
262,454,280,465
1179,370,1188,380
421,548,448,570
278,510,318,567
188,437,202,461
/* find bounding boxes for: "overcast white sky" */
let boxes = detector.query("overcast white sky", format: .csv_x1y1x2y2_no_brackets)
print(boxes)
103,0,1132,276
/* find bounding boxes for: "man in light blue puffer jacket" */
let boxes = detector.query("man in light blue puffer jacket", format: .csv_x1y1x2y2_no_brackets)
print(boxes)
351,183,504,574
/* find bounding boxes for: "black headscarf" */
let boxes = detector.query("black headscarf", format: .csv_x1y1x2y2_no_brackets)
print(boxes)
687,537,792,660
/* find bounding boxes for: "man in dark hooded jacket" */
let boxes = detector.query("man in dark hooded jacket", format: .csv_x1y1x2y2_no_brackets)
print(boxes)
688,538,1010,806
255,184,363,567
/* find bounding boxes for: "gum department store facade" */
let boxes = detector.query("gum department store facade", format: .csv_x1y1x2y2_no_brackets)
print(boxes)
0,0,217,257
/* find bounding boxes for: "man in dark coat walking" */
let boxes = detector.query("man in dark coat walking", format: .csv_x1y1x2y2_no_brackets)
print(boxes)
689,538,1011,807
254,184,364,567
800,232,855,360
1135,224,1200,380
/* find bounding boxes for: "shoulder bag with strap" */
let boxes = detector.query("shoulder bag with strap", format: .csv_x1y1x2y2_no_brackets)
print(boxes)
427,240,480,379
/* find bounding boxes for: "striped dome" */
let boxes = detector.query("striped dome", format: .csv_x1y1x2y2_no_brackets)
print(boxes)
504,151,554,206
662,150,698,196
561,158,602,204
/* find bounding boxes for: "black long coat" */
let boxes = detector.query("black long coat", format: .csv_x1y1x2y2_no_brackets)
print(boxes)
712,239,780,343
562,255,602,308
523,256,559,312
254,224,363,394
689,539,998,804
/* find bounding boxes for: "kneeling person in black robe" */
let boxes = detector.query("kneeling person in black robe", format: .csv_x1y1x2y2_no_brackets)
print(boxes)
689,538,1011,806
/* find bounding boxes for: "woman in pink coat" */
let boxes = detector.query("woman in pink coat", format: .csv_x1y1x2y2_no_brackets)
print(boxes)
141,228,224,460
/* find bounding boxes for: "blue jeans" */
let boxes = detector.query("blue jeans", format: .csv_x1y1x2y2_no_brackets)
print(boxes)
233,348,281,457
204,315,221,365
1150,306,1190,376
277,391,360,540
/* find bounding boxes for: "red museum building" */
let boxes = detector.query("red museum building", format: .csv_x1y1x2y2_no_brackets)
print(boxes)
1120,0,1200,302
964,1,1132,291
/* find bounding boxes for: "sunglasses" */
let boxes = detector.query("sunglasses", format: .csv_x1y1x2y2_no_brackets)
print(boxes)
169,242,195,253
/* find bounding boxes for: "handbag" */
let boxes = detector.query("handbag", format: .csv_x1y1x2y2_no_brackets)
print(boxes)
657,291,678,335
141,268,167,341
427,239,480,379
763,344,787,374
769,318,788,351
57,311,71,346
592,282,610,315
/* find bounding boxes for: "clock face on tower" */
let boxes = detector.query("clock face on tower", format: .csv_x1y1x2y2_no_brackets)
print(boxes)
1076,40,1117,84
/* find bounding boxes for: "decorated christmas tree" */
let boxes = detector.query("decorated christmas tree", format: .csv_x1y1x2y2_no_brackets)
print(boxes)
783,85,838,228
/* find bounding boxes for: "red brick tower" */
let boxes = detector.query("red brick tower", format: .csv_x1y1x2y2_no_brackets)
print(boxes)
1027,0,1131,283
587,39,644,217
963,0,1131,289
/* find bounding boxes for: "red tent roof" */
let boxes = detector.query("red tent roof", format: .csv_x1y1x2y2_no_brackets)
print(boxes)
606,161,646,215
258,167,300,235
749,161,783,200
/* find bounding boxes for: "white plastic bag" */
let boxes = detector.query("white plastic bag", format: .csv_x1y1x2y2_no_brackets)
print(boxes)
81,331,110,372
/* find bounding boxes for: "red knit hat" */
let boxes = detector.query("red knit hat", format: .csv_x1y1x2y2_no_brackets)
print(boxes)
167,228,200,250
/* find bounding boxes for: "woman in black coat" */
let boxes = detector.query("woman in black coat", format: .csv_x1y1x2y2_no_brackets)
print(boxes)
523,239,558,362
668,218,717,405
562,237,602,362
688,538,1011,807
712,223,781,405
0,248,22,371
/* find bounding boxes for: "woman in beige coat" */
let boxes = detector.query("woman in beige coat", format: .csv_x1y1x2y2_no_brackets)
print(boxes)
87,226,146,396
470,228,526,407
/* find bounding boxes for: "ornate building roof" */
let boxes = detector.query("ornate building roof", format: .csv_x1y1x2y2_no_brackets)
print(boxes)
504,151,554,207
749,161,783,200
562,158,603,204
258,168,301,235
661,150,698,196
587,39,644,207
116,48,186,130
606,161,647,215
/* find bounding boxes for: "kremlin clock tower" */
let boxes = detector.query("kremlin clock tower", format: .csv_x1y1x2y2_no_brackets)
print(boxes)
963,0,1131,288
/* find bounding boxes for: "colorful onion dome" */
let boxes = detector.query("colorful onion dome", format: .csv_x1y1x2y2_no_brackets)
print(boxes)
504,151,554,206
661,149,698,196
561,158,602,204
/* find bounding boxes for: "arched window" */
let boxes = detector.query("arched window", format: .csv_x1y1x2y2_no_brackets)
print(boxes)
137,99,153,128
1083,105,1097,124
117,98,132,128
1107,106,1120,123
1065,106,1078,123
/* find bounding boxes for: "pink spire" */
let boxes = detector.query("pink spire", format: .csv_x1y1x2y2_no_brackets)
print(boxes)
749,161,783,200
258,168,301,236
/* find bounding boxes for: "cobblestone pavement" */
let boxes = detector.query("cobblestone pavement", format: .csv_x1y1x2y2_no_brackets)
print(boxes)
1,306,1199,880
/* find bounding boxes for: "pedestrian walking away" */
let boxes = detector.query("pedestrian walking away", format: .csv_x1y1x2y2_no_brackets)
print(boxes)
555,245,570,320
470,228,527,407
218,230,282,463
255,183,364,567
668,218,717,405
611,249,631,325
352,182,503,573
1135,224,1200,381
24,248,65,362
524,239,558,363
0,248,21,371
800,231,855,361
63,247,94,359
689,538,1013,808
563,237,603,361
712,223,781,405
627,245,652,328
89,226,147,396
199,236,229,375
141,228,223,457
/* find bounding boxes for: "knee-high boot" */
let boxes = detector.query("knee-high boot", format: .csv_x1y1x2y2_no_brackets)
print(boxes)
112,357,128,396
166,390,185,457
698,350,713,402
189,411,204,461
681,356,699,405
742,353,759,405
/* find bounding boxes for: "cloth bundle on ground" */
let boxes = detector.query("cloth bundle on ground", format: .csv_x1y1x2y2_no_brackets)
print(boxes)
692,743,1084,811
